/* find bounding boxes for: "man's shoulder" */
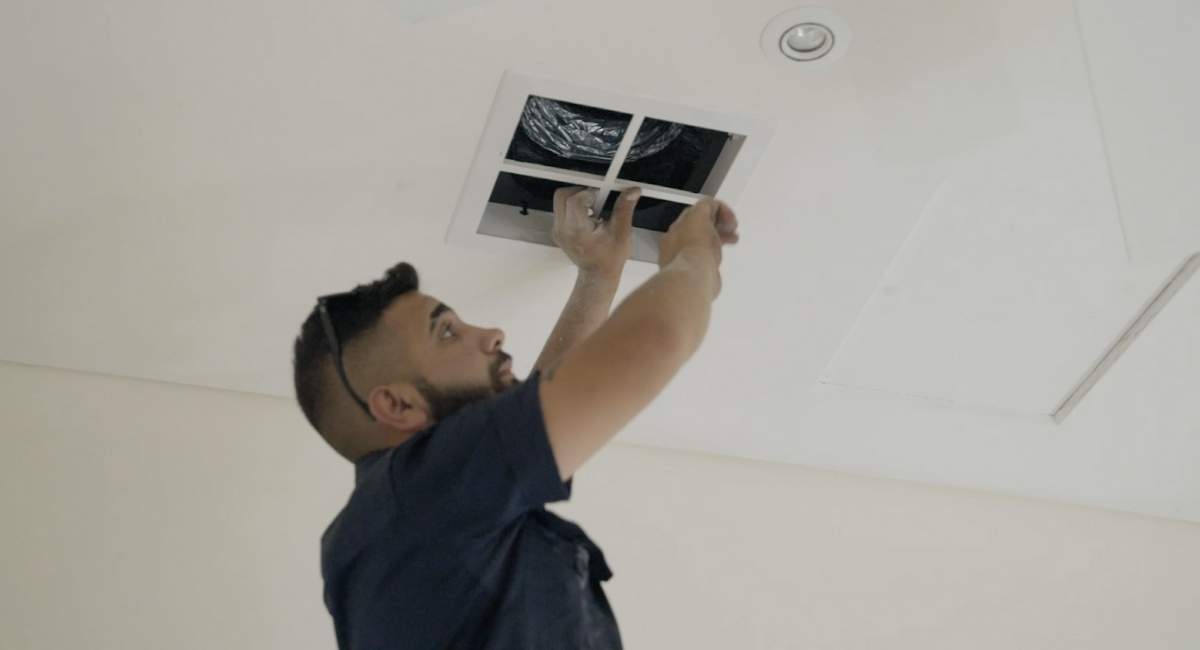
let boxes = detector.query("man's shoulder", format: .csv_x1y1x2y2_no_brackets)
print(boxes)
321,449,402,568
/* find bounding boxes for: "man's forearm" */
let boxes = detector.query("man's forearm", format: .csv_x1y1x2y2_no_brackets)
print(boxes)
533,270,622,373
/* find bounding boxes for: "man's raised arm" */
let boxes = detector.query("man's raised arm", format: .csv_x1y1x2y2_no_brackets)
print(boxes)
531,186,642,374
539,197,739,481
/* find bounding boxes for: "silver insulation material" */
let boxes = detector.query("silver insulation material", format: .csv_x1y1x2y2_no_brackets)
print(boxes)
519,96,683,164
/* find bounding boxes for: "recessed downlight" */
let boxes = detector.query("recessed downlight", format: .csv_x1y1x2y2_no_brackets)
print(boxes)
761,8,851,68
781,23,834,60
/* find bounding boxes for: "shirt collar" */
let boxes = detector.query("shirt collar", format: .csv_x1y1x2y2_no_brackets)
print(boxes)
354,448,388,487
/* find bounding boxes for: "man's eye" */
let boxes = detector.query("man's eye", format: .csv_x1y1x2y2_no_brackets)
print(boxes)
441,324,455,340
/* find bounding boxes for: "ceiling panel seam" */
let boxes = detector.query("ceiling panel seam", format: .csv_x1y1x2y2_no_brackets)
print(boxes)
1053,252,1200,422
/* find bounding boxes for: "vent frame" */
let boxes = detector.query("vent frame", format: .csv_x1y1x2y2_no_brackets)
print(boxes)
447,72,774,263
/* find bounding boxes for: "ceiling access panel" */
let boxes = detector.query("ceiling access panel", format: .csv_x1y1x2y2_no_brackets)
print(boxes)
448,72,774,264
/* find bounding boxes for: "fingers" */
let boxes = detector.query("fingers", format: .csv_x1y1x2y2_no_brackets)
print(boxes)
552,186,648,241
553,187,568,218
569,188,597,218
609,187,641,239
689,197,719,224
714,200,738,236
688,198,738,239
553,186,592,219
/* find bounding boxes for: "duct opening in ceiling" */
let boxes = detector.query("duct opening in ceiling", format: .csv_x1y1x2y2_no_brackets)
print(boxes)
507,96,737,192
489,95,743,237
451,75,770,266
486,172,689,234
616,118,731,193
488,172,585,215
506,97,629,176
598,192,688,233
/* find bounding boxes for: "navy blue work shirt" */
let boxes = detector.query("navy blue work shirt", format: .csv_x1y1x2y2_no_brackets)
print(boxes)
320,371,623,649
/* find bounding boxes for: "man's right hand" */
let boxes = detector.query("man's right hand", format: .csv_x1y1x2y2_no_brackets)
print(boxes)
657,198,740,297
540,196,738,482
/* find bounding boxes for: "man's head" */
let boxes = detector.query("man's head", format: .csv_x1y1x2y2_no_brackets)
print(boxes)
292,262,519,462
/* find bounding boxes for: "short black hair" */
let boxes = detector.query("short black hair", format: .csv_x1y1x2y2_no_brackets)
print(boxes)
292,262,420,435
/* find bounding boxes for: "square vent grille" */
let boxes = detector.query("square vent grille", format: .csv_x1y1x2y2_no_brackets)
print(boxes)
448,72,773,263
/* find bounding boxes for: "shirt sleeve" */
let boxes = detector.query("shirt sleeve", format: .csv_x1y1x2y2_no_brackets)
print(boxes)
388,370,573,536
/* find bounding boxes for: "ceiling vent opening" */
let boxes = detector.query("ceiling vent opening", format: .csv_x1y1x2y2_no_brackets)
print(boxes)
449,73,773,264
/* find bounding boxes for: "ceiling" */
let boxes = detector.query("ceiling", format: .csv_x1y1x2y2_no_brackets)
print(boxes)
2,0,1197,521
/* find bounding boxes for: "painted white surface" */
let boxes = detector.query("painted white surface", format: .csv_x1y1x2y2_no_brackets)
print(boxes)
1053,254,1200,422
822,0,1171,414
2,362,1198,649
1076,0,1200,264
395,0,498,23
798,262,1200,522
1,0,1198,520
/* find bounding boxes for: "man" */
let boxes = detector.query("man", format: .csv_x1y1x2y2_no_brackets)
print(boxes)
292,185,740,648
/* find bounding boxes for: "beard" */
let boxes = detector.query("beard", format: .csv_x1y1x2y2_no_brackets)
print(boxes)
416,353,518,422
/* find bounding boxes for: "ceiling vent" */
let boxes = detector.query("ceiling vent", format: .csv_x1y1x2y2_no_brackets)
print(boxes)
448,72,773,263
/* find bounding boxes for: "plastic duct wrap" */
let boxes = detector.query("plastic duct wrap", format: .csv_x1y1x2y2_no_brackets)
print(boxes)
519,96,683,163
496,97,730,232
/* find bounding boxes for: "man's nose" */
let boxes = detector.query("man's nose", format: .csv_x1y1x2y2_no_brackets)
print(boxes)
482,327,505,353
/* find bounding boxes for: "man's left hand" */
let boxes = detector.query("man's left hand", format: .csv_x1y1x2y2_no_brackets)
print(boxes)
551,186,642,277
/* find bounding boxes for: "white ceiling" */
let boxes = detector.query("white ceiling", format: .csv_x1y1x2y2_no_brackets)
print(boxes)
2,0,1197,521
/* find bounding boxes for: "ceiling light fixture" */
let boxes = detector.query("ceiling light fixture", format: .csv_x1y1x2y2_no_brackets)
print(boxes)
761,8,852,69
781,23,834,60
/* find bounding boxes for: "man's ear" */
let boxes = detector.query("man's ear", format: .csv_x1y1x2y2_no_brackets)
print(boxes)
367,383,430,434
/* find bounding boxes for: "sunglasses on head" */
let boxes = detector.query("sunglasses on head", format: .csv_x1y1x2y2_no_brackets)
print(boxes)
316,292,375,420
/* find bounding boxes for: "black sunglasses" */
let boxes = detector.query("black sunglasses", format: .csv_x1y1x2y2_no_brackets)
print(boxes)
316,292,375,420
